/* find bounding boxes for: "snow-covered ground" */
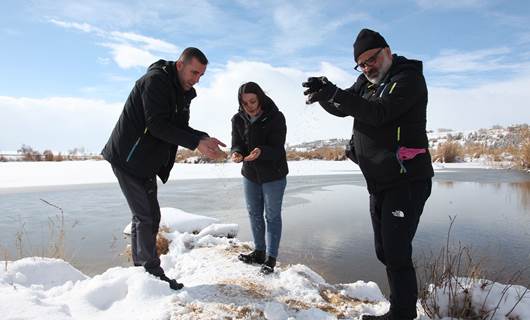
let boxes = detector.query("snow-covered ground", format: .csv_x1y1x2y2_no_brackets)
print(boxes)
2,160,527,319
1,208,528,320
0,159,493,189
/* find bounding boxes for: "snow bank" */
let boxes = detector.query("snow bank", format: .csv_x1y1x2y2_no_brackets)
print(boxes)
123,207,220,235
1,209,528,320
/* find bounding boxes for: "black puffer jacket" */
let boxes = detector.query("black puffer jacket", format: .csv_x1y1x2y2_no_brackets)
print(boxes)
102,60,208,182
320,55,434,193
231,97,288,184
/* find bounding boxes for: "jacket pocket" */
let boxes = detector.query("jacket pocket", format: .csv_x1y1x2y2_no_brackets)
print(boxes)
125,134,165,175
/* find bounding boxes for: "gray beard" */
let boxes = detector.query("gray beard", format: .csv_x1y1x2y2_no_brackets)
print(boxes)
367,56,393,84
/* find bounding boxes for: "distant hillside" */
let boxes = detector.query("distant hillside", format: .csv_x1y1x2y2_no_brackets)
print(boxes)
286,125,529,152
286,138,349,152
2,124,528,170
285,124,529,169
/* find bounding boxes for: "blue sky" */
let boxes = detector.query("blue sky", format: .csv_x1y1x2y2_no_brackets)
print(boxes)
1,0,530,152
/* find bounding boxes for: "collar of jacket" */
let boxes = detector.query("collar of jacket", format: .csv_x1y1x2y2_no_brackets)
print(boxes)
237,96,279,122
381,54,423,83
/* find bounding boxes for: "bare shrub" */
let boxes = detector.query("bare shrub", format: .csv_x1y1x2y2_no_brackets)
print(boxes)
419,217,529,319
156,226,171,256
462,143,488,159
433,141,463,163
514,125,530,169
287,146,346,161
40,199,65,259
17,144,42,161
43,150,54,161
10,199,68,260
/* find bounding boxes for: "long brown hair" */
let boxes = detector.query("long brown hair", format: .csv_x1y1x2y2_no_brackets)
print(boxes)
238,82,268,110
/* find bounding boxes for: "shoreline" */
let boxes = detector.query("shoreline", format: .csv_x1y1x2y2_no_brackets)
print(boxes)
0,159,501,190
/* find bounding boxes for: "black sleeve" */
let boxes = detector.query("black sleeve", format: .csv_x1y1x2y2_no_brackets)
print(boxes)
184,127,209,140
332,71,426,127
141,75,204,150
231,115,246,155
258,112,287,161
317,84,359,118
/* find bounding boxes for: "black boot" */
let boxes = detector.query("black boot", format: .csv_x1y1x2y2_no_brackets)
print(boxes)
260,256,276,275
362,310,392,320
159,274,184,290
238,250,266,264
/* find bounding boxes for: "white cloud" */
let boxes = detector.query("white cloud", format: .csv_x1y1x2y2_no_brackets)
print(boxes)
49,19,179,69
272,4,366,53
40,0,234,37
101,43,158,69
2,60,528,152
428,75,530,131
426,47,518,73
37,1,148,29
191,60,358,146
49,19,102,33
109,31,179,54
0,96,122,152
415,0,483,9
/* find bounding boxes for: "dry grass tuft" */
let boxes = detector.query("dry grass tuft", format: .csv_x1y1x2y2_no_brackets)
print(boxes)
155,226,171,256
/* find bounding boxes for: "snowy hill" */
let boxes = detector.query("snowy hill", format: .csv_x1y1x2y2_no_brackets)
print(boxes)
285,125,529,152
427,125,529,149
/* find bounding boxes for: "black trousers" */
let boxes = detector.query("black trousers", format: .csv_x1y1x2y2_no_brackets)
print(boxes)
369,179,432,320
112,166,164,276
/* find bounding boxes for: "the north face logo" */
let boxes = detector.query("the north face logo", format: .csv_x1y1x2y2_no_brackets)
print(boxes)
392,210,405,218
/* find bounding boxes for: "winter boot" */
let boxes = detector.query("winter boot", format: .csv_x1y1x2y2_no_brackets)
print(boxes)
260,256,276,275
238,250,266,264
159,274,184,290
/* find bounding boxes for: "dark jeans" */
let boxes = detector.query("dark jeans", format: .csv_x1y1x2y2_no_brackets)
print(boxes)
243,177,287,258
112,166,164,276
369,179,432,320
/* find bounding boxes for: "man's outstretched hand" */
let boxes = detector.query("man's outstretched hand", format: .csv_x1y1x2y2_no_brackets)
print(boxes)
302,76,338,104
197,137,227,160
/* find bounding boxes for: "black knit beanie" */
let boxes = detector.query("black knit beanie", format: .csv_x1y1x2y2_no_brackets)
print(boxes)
353,29,389,62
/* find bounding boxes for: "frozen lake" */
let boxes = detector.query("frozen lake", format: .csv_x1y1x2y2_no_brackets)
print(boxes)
1,168,529,294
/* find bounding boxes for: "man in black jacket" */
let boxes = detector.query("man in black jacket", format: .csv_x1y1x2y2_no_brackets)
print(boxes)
102,47,226,290
303,29,433,320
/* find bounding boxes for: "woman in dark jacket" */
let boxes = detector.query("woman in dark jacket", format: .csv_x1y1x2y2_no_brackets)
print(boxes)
231,82,288,274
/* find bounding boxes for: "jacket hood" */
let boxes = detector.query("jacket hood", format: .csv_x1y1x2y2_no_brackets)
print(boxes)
387,54,423,77
147,59,197,99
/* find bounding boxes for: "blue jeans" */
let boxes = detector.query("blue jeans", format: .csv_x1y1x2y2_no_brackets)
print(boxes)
243,177,287,258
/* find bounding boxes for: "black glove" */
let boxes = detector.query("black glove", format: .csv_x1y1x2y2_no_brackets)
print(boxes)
302,76,338,104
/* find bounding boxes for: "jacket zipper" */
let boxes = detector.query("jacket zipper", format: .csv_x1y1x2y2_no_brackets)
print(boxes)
126,127,148,162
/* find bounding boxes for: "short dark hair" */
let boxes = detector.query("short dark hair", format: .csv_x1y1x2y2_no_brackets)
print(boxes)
238,82,267,109
178,47,208,65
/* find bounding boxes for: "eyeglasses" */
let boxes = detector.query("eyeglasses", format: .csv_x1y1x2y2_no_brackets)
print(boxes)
354,48,384,72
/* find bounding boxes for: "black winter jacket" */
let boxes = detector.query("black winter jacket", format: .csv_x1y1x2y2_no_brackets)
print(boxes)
231,97,289,184
320,55,434,193
102,60,208,182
